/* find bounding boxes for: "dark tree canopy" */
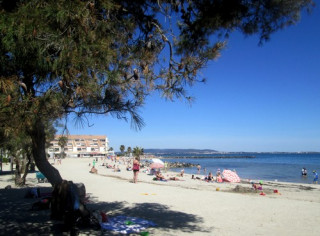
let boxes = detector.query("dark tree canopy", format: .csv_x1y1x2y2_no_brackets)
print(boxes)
0,0,314,185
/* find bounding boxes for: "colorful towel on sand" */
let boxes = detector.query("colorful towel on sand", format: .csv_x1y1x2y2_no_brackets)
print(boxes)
100,215,156,234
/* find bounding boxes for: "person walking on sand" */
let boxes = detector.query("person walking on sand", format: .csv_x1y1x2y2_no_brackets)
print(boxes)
132,157,140,183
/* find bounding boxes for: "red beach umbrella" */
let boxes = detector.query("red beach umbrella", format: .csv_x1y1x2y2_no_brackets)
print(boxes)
222,170,241,183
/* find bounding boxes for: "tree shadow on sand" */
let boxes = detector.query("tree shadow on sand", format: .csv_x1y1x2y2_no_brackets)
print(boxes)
0,187,55,235
0,187,212,235
84,201,213,235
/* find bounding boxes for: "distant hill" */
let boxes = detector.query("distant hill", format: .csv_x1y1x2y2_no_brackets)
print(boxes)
144,149,218,154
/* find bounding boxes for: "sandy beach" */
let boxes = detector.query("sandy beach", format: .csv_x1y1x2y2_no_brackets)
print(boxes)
0,157,320,235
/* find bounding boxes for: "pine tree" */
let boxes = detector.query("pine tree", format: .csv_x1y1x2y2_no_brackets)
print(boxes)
0,0,314,185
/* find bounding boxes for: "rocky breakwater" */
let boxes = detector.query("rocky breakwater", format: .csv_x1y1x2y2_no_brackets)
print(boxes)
167,162,196,168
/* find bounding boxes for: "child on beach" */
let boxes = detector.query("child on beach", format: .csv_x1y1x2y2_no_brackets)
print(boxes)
216,173,223,183
252,182,263,191
313,170,318,184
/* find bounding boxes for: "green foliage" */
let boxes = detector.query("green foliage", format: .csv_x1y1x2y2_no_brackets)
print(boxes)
120,145,125,154
1,157,9,164
127,146,132,154
0,0,314,184
133,146,144,159
0,0,313,133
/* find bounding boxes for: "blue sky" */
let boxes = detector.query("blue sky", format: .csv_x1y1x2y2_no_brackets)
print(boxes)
67,6,320,152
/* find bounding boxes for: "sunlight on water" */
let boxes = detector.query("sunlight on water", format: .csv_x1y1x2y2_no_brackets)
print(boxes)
159,153,320,183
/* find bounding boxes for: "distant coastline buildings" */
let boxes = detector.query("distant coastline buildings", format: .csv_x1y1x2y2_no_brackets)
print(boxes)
48,135,113,158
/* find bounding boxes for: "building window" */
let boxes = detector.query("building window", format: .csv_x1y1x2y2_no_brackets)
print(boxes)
77,148,81,151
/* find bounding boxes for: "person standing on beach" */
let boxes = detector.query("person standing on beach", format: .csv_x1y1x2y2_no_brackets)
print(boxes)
313,170,318,184
301,167,307,176
197,164,201,174
132,157,140,183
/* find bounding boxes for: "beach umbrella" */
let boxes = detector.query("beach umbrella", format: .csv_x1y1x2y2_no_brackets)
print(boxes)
222,170,241,183
151,158,164,165
150,162,164,169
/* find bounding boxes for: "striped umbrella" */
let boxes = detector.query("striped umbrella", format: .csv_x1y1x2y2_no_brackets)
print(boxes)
222,170,241,183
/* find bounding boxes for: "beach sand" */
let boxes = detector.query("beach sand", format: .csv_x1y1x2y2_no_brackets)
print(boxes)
0,157,320,235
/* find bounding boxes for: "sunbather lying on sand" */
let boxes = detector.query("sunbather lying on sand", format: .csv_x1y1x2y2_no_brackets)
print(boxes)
89,166,98,174
169,176,180,181
156,171,166,180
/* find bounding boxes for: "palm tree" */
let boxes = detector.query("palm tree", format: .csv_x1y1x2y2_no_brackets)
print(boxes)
120,145,125,155
132,147,144,161
58,136,68,159
127,146,132,156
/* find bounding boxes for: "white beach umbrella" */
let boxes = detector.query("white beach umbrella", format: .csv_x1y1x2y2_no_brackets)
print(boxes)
150,162,164,169
151,158,164,165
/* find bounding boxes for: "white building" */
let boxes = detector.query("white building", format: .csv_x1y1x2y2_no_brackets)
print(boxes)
48,135,112,158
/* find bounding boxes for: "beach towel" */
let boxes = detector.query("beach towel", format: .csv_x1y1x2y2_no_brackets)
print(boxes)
100,215,156,234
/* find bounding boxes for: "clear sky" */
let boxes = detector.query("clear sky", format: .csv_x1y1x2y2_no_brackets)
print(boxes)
66,6,320,152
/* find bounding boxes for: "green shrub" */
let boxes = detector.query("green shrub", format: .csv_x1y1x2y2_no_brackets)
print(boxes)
1,157,9,164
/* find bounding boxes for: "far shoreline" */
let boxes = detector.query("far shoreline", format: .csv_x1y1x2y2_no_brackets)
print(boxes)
155,155,256,159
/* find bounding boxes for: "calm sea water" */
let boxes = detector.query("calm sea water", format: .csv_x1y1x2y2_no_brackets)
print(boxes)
155,153,320,184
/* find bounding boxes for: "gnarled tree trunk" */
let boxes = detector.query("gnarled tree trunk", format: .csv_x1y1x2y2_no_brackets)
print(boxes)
30,120,63,186
14,156,24,186
14,152,32,186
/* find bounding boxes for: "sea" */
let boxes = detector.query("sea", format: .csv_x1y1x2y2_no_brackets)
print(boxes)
153,153,320,184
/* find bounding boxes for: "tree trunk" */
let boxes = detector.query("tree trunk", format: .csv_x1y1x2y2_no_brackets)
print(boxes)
10,156,13,171
30,120,63,186
0,149,3,172
14,157,24,186
18,153,31,186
